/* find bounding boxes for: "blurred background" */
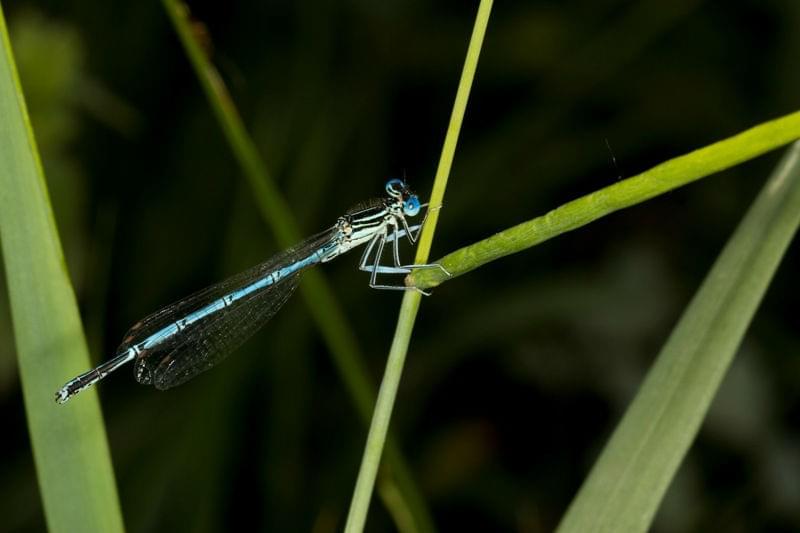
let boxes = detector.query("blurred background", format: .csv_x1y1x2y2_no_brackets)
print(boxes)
1,0,799,531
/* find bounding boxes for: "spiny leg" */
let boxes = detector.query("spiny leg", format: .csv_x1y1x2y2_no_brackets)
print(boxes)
389,223,450,276
405,202,442,244
358,232,381,272
385,224,420,244
393,206,450,276
360,232,412,275
368,232,404,290
361,231,433,294
392,223,403,267
364,231,421,291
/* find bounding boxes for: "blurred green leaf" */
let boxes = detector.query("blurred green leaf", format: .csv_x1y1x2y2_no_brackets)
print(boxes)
0,5,124,533
557,140,800,532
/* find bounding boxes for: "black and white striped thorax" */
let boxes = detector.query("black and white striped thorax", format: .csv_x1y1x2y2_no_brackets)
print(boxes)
325,197,407,261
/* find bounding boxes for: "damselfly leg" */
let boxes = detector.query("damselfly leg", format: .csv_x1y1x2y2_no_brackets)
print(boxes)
359,207,450,293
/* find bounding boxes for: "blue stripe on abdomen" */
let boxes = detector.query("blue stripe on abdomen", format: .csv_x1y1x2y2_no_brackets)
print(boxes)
139,246,329,351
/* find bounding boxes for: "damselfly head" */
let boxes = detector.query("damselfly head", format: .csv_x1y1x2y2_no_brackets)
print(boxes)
385,178,420,217
385,178,407,198
403,195,421,217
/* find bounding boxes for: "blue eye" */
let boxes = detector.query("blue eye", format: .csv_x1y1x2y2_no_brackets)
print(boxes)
385,179,404,197
404,196,421,216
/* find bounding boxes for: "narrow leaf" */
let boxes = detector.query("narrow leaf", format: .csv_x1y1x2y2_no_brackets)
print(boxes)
557,141,800,532
344,1,494,531
0,6,124,533
410,110,800,289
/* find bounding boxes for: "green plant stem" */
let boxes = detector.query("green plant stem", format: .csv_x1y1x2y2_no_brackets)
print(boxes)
409,109,800,290
160,1,434,531
558,141,800,532
344,2,494,532
0,6,123,532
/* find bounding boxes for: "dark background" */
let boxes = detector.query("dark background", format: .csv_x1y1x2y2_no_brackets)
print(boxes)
1,0,799,531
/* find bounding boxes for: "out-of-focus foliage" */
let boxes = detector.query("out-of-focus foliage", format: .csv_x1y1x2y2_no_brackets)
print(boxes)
0,12,88,397
11,11,87,285
0,6,123,532
558,142,800,533
1,1,799,532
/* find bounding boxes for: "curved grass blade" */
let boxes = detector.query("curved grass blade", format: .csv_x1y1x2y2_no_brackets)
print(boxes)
0,7,123,533
557,141,800,533
409,109,800,290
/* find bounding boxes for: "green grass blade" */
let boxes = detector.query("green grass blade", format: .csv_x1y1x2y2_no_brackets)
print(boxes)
557,140,800,533
344,2,494,532
409,110,800,290
159,2,435,531
0,6,124,533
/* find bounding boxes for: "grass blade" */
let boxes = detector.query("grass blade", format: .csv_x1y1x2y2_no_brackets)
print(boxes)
557,140,800,532
410,110,800,290
344,1,494,531
0,6,124,533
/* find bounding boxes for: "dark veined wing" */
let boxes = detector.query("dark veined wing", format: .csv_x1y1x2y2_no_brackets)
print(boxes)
114,227,337,389
150,269,301,389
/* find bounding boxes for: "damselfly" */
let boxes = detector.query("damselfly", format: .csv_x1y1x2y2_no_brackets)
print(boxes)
55,179,446,404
